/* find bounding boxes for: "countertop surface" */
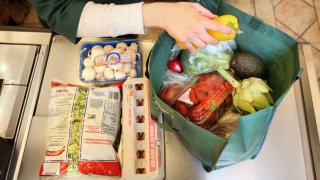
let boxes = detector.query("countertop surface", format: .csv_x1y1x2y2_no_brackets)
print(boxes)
18,35,314,180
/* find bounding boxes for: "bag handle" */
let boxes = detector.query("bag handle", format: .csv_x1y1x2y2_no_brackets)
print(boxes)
145,50,152,79
296,68,304,80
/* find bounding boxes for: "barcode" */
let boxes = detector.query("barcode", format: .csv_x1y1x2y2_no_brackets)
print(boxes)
108,91,119,100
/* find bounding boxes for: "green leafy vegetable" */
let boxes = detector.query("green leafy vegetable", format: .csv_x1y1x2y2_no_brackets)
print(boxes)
68,86,87,174
181,50,232,76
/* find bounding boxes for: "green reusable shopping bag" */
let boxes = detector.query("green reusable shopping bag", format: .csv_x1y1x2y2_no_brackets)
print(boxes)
147,0,303,172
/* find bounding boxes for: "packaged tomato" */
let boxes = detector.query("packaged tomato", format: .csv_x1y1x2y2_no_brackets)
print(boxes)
159,70,192,107
173,72,234,129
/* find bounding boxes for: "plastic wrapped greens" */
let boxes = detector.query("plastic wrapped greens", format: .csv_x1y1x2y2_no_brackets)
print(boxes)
181,40,237,76
39,82,121,177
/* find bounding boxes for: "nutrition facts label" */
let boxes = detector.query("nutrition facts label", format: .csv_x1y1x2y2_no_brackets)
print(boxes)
102,92,120,137
80,87,121,161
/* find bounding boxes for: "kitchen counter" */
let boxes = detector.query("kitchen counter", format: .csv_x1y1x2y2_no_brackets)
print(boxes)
18,35,320,180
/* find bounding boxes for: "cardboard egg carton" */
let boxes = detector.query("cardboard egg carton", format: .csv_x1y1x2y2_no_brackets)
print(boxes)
121,78,165,180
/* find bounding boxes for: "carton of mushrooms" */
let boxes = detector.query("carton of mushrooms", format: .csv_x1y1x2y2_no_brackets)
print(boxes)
80,40,142,83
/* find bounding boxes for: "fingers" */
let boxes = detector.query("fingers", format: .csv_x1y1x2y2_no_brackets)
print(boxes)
204,18,233,34
198,30,219,45
181,36,212,52
193,3,232,34
167,2,234,52
183,41,196,52
191,37,206,49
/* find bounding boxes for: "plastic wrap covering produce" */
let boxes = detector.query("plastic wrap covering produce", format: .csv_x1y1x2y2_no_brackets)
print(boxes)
39,82,121,177
209,110,241,139
180,40,237,76
160,72,234,130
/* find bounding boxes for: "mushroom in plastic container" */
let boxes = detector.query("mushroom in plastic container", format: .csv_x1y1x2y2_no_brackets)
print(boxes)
103,45,114,54
110,63,124,71
112,48,125,54
94,65,106,74
90,45,105,58
82,67,96,81
104,68,115,80
123,63,132,73
115,70,126,80
125,49,137,61
83,57,94,67
124,49,137,66
127,43,138,53
116,42,128,49
95,73,105,80
129,68,137,78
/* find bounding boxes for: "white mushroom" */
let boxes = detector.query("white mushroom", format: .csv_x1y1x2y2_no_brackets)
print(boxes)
129,68,137,78
82,67,96,81
90,45,105,58
116,42,128,49
109,63,124,71
123,63,132,73
103,45,114,54
104,68,115,80
94,65,106,74
92,45,103,50
95,73,105,80
83,57,94,67
125,49,137,62
115,70,127,80
132,60,137,66
127,42,138,53
111,47,125,54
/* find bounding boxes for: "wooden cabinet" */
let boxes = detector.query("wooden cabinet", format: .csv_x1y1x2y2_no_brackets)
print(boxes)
0,0,11,25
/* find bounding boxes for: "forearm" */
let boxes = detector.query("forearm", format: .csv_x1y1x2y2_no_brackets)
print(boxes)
142,3,167,29
77,2,145,38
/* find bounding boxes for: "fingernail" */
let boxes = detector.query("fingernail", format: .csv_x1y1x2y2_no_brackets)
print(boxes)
228,28,234,34
225,29,233,34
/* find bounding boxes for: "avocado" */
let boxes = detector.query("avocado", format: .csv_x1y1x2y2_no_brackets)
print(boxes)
230,52,266,78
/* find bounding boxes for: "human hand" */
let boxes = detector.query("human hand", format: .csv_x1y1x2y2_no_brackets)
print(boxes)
143,2,233,52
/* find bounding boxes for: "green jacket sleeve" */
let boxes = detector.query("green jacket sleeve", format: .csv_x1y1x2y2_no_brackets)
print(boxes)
29,0,88,43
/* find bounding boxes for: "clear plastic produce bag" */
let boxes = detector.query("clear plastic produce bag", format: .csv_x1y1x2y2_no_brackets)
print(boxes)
181,40,237,76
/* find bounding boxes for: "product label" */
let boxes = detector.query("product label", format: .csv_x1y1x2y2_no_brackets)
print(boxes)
149,118,157,172
178,88,193,105
42,163,60,176
94,52,132,66
107,52,121,65
45,86,77,161
80,88,121,161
